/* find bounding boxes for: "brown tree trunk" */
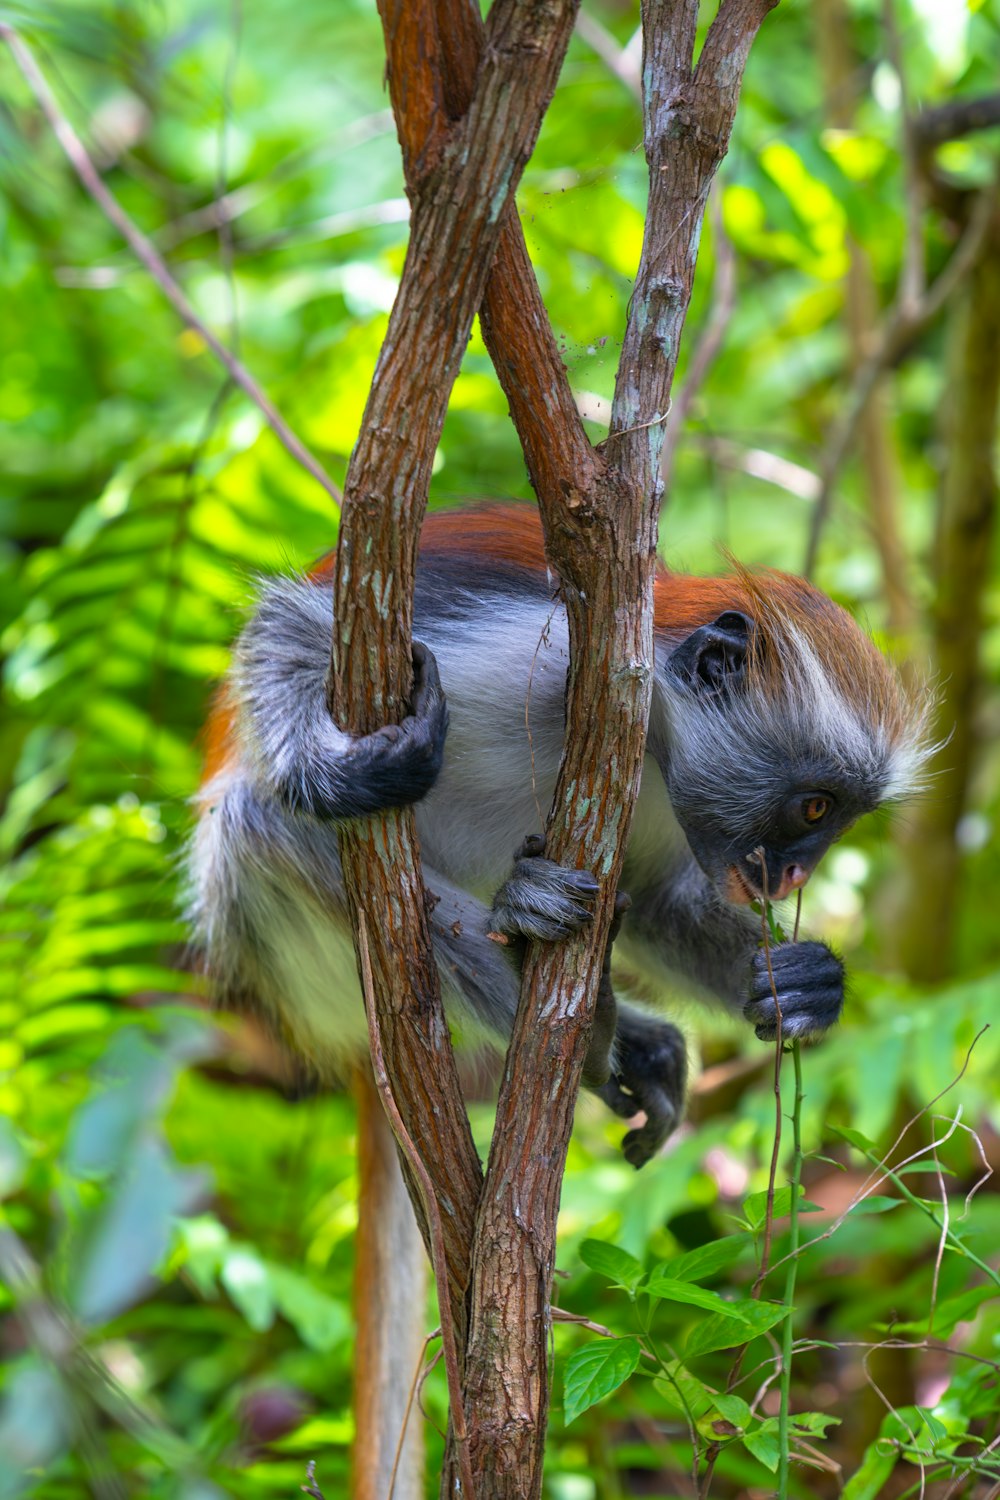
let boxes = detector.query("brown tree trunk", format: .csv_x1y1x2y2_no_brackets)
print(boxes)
889,212,1000,982
814,0,916,645
351,1069,426,1500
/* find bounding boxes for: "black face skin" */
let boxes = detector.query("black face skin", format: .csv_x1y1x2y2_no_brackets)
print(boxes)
661,613,882,907
678,782,860,904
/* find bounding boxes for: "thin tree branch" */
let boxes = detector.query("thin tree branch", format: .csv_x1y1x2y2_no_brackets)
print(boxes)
804,184,996,575
0,23,343,510
329,0,583,1442
914,91,1000,150
882,0,925,312
661,185,738,501
356,911,477,1500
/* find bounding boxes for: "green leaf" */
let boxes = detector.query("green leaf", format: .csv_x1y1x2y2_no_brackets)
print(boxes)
578,1239,645,1293
269,1266,351,1353
847,1195,903,1215
744,1423,781,1471
742,1184,798,1230
791,1411,841,1436
563,1337,642,1425
886,1285,1000,1339
829,1124,878,1153
842,1442,898,1500
658,1233,752,1283
685,1301,788,1358
713,1393,752,1430
653,1360,715,1421
221,1247,276,1333
643,1274,750,1318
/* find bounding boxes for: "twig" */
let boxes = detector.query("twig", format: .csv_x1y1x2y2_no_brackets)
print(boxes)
661,186,738,502
882,0,924,313
300,1459,326,1499
750,855,784,1298
550,1305,659,1355
765,1025,991,1284
777,1040,803,1500
574,11,642,100
388,1328,441,1500
0,22,342,510
356,911,477,1500
701,869,789,1496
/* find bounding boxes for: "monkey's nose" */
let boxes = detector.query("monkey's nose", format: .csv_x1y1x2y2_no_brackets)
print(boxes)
772,864,810,901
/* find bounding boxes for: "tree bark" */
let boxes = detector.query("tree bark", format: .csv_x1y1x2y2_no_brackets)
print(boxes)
889,207,1000,982
334,1,777,1494
814,0,916,647
329,0,580,1455
351,1069,425,1500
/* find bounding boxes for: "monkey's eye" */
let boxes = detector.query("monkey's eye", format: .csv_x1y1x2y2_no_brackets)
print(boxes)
802,794,831,825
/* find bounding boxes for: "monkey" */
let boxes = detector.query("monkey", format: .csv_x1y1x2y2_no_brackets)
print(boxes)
187,503,930,1168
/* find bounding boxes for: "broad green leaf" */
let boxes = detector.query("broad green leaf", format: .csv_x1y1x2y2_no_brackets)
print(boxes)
658,1233,752,1283
744,1423,781,1471
847,1195,903,1215
742,1184,798,1231
887,1285,1000,1338
685,1301,788,1358
578,1238,645,1293
563,1337,642,1425
644,1274,750,1318
269,1265,351,1352
713,1392,752,1429
842,1443,898,1500
829,1124,878,1153
221,1247,276,1333
791,1411,841,1436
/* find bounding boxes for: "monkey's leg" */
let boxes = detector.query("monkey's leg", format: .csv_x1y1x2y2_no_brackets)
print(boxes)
580,889,631,1090
597,1008,687,1170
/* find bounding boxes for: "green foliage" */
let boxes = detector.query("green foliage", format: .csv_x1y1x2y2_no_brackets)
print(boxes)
3,0,1000,1495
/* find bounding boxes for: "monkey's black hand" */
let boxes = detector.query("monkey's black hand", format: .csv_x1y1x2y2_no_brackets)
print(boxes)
596,1008,687,1170
489,834,599,943
343,640,449,809
744,941,844,1041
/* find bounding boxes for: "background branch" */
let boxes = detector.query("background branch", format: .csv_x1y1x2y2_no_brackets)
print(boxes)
0,23,342,510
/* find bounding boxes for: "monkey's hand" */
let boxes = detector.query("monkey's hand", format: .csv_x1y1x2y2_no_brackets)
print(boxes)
744,941,844,1041
489,834,599,943
285,641,448,819
349,639,448,802
596,1008,687,1170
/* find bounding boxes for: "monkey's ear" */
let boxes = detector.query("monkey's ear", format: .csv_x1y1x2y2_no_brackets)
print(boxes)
668,611,753,698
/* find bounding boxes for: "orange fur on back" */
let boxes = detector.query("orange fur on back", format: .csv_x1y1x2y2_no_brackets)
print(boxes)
205,502,917,788
200,686,237,784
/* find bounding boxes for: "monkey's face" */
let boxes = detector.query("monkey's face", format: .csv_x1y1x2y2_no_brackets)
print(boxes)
657,610,885,908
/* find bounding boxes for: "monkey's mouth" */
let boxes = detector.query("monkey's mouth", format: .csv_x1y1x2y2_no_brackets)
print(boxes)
724,865,760,906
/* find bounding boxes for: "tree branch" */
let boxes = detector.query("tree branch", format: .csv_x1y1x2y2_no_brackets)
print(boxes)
329,0,581,1419
0,23,343,511
804,184,996,576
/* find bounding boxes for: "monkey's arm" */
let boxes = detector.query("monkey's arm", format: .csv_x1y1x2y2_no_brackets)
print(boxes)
232,580,448,819
626,857,845,1040
488,843,688,1168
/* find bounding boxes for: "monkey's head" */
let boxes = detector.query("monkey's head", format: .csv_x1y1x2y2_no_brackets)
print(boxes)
653,569,933,907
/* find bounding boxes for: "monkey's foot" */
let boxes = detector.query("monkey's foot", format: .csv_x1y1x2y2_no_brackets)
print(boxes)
597,1010,687,1169
489,834,599,943
744,940,844,1040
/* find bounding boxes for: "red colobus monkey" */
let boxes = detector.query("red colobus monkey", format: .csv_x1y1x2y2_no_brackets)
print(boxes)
188,504,929,1167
